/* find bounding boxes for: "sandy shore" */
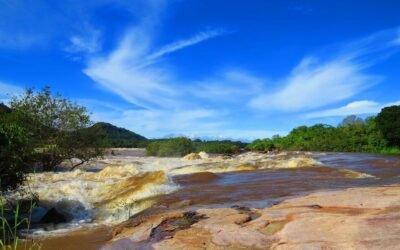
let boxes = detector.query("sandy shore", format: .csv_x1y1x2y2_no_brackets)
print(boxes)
103,185,400,249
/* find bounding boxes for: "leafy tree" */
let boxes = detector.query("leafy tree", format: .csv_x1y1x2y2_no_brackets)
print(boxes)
339,115,364,127
0,123,33,191
246,139,274,151
6,87,104,171
376,105,400,146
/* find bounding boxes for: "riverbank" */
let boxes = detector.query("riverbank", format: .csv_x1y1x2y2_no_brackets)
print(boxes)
104,185,400,249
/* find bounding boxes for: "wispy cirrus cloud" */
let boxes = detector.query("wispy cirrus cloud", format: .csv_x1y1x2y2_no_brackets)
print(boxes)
249,28,400,112
85,25,400,138
84,28,226,109
191,70,264,104
0,0,166,50
65,28,102,54
249,58,380,111
146,29,226,61
305,100,400,118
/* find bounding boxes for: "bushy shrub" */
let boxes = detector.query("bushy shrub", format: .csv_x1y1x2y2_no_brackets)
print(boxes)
194,141,240,154
146,137,194,157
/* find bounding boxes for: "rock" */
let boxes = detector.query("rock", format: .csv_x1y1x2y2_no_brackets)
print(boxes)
104,186,400,250
183,153,201,160
40,208,67,224
168,200,192,209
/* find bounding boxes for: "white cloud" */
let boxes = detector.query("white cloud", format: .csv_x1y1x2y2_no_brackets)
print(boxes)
305,100,400,118
249,58,380,111
146,29,225,61
91,107,224,138
249,28,400,112
65,29,101,54
394,33,400,45
0,0,166,50
192,70,264,103
90,105,285,140
84,31,178,109
84,28,225,109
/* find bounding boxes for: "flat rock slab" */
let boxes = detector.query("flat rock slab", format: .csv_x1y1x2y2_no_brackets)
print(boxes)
103,185,400,249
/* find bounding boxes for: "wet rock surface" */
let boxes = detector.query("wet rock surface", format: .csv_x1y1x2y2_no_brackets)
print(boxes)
104,185,400,249
40,207,68,224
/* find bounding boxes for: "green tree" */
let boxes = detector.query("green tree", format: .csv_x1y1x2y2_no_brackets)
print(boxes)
6,87,104,171
246,139,274,151
376,105,400,146
0,123,33,191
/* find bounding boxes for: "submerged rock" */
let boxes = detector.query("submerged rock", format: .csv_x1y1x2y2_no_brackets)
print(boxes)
40,208,67,224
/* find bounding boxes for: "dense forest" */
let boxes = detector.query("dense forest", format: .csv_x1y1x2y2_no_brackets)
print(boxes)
247,111,400,154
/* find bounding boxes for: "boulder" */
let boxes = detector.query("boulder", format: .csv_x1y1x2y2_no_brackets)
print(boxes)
40,208,67,224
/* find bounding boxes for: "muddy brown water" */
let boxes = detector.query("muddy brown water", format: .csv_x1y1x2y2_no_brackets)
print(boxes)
157,153,400,208
25,152,400,249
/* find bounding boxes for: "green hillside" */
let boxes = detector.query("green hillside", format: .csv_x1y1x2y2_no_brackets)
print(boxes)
90,122,148,148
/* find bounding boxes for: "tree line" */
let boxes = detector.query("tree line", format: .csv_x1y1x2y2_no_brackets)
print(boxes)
247,108,400,154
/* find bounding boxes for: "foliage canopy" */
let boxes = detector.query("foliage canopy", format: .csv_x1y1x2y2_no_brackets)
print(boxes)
4,87,104,171
376,105,400,147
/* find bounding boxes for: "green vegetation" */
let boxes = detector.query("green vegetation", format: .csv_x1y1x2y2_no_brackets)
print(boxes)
193,140,245,154
247,111,400,154
90,122,148,148
246,138,275,151
0,123,33,191
146,138,245,157
376,105,400,147
0,87,107,248
0,197,38,250
0,104,11,114
1,87,104,172
146,137,195,157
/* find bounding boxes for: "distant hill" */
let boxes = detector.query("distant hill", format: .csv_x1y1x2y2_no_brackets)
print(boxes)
0,103,11,114
90,122,148,148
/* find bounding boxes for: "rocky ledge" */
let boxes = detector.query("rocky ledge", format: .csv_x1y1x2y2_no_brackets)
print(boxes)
103,185,400,249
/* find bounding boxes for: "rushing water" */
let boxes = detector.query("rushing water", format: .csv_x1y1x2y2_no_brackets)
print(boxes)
13,149,400,249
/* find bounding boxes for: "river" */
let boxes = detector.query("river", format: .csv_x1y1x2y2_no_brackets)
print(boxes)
15,149,400,249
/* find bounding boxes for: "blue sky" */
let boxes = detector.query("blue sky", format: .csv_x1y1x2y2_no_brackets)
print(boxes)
1,0,400,140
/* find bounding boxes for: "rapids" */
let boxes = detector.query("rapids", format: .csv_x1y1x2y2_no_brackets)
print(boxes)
10,149,400,242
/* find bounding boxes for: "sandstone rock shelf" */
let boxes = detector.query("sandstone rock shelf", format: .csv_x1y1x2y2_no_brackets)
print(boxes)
104,185,400,250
